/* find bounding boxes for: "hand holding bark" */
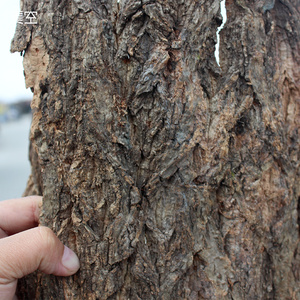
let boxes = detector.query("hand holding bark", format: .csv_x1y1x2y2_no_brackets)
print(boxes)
0,196,80,300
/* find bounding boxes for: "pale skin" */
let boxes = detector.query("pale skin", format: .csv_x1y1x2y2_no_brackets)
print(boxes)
0,196,80,300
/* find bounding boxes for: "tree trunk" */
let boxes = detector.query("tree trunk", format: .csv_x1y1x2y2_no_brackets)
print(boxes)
11,0,299,299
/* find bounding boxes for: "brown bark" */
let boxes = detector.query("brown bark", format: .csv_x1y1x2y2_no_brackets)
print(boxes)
11,0,299,299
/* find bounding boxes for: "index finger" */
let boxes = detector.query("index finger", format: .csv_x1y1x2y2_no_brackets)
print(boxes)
0,196,42,235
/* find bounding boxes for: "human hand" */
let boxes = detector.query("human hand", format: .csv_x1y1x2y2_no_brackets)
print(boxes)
0,196,80,300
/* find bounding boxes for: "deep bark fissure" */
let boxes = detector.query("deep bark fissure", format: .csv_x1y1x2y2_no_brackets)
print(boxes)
297,196,300,236
215,0,227,66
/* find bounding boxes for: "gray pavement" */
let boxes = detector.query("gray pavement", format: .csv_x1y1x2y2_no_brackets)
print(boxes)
0,115,31,201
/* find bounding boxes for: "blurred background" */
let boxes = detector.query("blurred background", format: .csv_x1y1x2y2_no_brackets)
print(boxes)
0,1,33,201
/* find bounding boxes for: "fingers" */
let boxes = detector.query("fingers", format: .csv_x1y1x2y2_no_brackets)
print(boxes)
0,196,42,235
0,198,80,300
0,226,80,283
0,228,8,239
0,280,17,300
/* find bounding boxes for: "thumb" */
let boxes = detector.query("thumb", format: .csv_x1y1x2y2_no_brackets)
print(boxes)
0,226,80,283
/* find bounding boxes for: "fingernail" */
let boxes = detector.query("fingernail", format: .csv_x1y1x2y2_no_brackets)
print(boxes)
61,245,80,273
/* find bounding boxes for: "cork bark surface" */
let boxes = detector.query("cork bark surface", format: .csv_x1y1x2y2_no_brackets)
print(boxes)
11,0,299,299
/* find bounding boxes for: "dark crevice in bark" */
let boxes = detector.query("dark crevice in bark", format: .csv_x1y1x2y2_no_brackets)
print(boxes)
297,196,300,236
262,248,275,299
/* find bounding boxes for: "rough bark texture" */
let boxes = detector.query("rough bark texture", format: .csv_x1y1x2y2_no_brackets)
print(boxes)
12,0,299,299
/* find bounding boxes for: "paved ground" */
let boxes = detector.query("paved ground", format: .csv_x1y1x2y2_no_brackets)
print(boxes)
0,115,31,201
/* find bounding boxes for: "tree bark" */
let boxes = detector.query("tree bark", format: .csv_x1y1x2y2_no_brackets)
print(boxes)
11,0,299,299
